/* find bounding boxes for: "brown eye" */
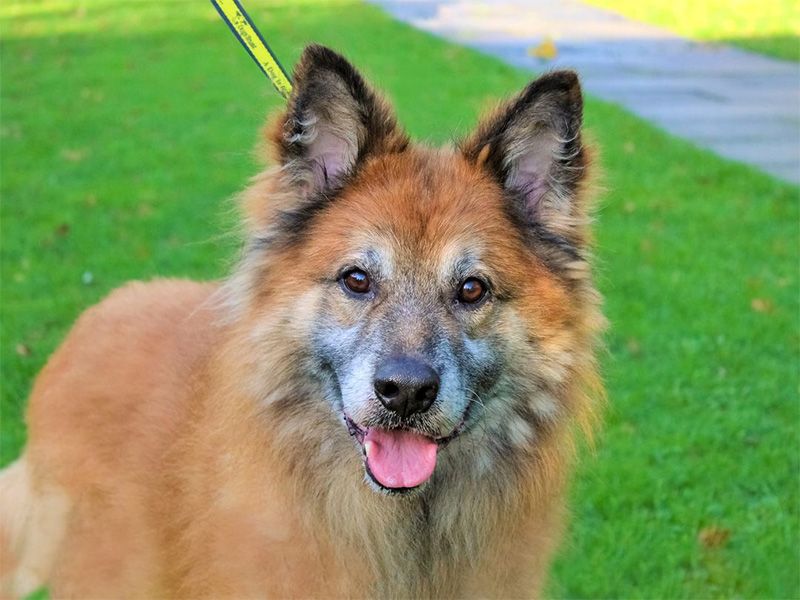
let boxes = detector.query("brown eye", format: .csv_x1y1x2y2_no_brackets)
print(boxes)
458,278,487,304
342,269,371,294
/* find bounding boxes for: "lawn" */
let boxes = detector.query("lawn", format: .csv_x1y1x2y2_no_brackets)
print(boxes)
1,0,798,597
586,0,800,61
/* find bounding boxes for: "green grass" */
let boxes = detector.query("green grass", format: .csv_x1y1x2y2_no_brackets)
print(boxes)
586,0,800,61
2,1,799,597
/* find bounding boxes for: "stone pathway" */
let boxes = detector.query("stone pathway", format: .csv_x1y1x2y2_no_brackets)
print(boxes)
370,0,800,184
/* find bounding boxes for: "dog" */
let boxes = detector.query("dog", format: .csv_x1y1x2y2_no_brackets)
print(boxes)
0,44,604,598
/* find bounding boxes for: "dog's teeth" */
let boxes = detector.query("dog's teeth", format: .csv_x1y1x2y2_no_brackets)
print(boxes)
364,440,375,457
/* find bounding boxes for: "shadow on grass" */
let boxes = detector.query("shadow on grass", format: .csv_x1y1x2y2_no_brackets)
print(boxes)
717,33,800,62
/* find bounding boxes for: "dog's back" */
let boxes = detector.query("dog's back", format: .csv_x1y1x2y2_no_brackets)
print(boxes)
1,280,217,597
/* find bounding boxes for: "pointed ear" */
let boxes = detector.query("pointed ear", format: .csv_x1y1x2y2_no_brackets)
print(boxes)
461,71,589,240
272,44,408,195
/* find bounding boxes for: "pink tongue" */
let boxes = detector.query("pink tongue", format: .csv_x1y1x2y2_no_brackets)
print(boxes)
364,428,438,489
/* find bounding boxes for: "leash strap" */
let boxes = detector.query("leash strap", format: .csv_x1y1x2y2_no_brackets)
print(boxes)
210,0,293,99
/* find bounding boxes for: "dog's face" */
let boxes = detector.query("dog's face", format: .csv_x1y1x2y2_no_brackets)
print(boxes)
234,46,597,494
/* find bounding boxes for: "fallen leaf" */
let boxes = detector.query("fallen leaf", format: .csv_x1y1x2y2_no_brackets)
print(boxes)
625,338,641,356
0,123,23,140
15,343,31,357
55,223,70,236
751,298,773,313
698,526,730,549
528,37,558,60
79,88,105,102
61,148,88,162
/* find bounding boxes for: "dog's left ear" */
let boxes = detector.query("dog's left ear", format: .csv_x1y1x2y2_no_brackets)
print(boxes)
461,71,588,239
273,44,408,196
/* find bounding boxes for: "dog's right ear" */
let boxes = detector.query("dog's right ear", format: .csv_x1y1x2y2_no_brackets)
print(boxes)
271,44,408,196
460,71,588,246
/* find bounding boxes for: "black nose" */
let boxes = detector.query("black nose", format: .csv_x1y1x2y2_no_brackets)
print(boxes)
374,356,439,418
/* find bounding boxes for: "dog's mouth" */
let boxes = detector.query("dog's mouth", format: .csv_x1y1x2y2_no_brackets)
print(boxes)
344,404,473,493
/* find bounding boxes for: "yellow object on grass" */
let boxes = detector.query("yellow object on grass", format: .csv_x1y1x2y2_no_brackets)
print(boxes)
528,37,558,60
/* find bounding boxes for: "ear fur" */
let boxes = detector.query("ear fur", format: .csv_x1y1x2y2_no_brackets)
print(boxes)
272,44,408,196
461,71,588,243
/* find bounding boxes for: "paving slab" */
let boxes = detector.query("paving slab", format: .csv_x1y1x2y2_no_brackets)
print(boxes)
370,0,800,185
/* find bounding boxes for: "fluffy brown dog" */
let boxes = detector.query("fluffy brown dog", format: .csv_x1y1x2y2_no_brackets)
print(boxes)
0,45,604,598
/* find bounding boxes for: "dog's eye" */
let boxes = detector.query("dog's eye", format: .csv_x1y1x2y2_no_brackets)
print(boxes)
342,269,371,294
457,278,487,304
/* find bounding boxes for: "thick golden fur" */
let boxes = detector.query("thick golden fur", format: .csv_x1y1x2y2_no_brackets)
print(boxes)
0,46,604,598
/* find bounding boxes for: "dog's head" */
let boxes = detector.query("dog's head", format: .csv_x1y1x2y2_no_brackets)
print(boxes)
228,45,602,494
